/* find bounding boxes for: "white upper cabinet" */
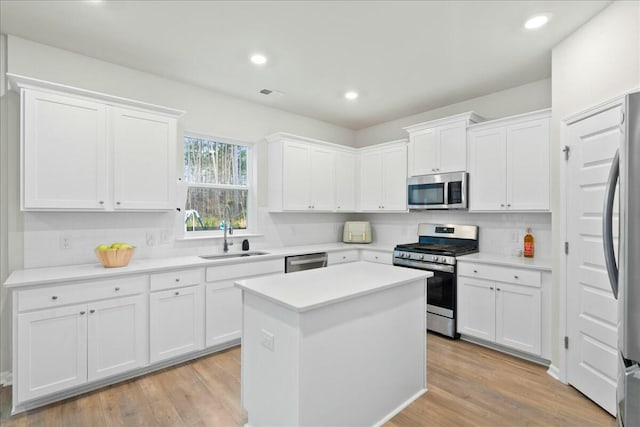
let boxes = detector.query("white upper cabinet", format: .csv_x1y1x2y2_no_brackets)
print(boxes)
112,107,177,211
404,112,483,176
12,75,184,212
22,90,108,210
468,110,551,212
334,151,356,211
358,140,408,212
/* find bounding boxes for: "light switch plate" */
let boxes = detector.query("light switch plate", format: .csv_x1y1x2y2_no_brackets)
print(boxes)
261,329,275,352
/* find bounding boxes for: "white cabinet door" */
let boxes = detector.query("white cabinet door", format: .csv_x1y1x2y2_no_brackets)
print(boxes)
495,283,541,356
408,128,438,176
358,151,382,211
17,304,88,402
310,146,335,211
506,119,550,211
23,90,108,210
457,277,495,341
111,107,176,211
87,295,148,381
438,121,467,173
334,151,356,211
150,285,204,363
282,141,311,210
206,282,242,347
381,145,407,211
468,127,507,211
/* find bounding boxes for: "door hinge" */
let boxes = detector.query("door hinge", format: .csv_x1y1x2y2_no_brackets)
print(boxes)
565,241,569,255
564,336,569,350
562,146,570,161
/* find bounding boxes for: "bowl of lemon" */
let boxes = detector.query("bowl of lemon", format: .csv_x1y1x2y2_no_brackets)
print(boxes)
95,242,136,268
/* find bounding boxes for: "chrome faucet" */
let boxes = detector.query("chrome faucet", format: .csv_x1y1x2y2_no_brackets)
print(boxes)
223,205,233,253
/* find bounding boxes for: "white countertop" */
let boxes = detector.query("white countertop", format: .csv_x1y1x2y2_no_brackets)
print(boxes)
457,252,552,271
235,261,432,312
3,242,394,289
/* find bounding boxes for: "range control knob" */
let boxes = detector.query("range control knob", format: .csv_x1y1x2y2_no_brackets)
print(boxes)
420,255,425,260
433,256,440,262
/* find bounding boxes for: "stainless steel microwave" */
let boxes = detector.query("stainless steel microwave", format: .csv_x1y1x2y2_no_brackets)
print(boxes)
407,171,468,210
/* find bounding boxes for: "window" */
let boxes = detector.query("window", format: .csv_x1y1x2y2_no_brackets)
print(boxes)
183,134,253,235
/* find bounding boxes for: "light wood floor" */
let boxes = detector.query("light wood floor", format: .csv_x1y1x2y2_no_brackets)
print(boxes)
0,333,616,426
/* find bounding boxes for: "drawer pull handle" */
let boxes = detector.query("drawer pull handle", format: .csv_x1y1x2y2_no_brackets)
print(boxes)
51,296,58,300
175,291,180,296
497,288,501,291
89,309,95,314
80,311,86,315
514,275,519,279
115,287,120,291
473,270,478,273
489,287,494,290
342,256,346,259
175,278,180,282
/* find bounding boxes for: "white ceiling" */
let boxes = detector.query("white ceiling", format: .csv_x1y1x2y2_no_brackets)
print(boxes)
0,0,610,129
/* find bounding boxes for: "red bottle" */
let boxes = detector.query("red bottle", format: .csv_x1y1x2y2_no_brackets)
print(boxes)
523,227,535,258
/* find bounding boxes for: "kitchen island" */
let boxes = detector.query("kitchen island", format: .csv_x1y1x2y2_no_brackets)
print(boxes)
235,261,432,427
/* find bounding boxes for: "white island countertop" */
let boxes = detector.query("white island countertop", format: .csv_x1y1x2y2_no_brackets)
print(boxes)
236,261,432,312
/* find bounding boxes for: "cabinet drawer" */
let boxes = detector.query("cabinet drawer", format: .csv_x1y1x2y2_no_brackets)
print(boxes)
328,250,359,265
360,250,392,265
18,275,147,312
206,259,283,282
458,263,541,288
150,268,202,292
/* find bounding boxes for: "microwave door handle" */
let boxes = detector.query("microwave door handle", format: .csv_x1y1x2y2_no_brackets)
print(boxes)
602,149,619,299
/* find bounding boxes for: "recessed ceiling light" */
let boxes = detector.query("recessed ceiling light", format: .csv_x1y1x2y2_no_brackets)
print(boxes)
250,54,267,65
524,14,549,30
344,91,359,101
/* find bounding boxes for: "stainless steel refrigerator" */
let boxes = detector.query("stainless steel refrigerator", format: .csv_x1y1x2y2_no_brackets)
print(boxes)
603,91,640,427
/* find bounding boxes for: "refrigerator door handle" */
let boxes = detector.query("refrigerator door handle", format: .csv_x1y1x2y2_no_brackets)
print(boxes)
603,149,620,299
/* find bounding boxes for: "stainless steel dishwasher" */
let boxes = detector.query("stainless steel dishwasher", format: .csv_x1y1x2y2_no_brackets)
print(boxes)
284,252,328,273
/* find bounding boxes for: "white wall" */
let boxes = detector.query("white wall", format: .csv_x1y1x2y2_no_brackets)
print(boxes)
354,78,551,147
551,0,640,369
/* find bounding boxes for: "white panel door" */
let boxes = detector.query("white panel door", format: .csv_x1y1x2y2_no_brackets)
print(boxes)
150,285,204,363
408,128,438,176
495,283,542,356
282,141,311,210
380,145,407,211
358,151,382,211
438,121,467,173
468,127,507,211
87,295,147,381
206,281,242,347
112,107,176,210
506,118,550,210
566,105,621,415
310,146,335,211
17,304,87,402
334,151,356,211
23,90,107,210
457,277,495,341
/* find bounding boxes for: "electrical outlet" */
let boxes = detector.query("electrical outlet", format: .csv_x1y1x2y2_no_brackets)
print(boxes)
160,229,171,244
261,329,275,352
59,235,72,250
146,231,156,247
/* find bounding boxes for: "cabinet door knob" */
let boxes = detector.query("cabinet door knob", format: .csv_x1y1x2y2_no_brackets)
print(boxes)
514,275,519,279
175,278,180,282
80,311,86,315
489,287,494,290
89,309,95,314
337,206,341,209
497,288,501,291
501,204,505,207
115,287,120,291
99,201,104,205
342,256,346,259
116,201,121,205
174,291,180,296
51,296,58,300
507,204,511,208
473,270,478,273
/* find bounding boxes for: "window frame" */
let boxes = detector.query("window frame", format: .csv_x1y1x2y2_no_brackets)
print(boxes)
180,131,257,239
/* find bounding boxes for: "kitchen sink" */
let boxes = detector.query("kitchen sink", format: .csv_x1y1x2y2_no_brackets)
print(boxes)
199,251,270,260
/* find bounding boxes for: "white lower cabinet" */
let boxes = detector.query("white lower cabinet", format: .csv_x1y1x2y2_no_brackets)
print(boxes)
206,282,242,347
149,285,204,363
16,284,147,404
457,263,544,357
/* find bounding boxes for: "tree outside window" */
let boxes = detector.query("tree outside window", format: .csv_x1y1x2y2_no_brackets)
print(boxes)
183,135,249,233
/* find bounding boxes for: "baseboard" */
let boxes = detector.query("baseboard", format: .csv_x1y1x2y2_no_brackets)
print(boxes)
460,335,550,366
0,371,12,387
547,364,561,381
373,388,427,427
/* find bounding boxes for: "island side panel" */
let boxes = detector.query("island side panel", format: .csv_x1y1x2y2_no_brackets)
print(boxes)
298,279,427,427
241,292,300,426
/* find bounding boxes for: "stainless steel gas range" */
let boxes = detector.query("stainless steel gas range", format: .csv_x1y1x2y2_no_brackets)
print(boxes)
393,223,479,338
